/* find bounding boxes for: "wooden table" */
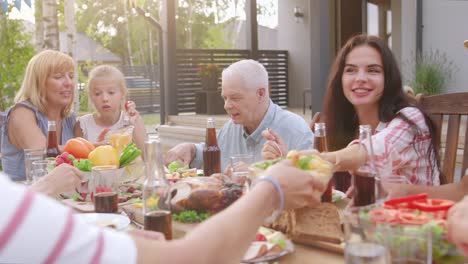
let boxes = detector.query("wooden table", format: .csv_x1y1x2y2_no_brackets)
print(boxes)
171,222,344,264
280,244,343,263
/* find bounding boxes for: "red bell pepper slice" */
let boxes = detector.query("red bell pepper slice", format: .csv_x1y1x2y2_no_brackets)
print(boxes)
384,193,428,208
412,199,455,212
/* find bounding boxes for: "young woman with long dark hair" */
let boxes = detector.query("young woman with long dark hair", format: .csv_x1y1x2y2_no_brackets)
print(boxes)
262,34,440,186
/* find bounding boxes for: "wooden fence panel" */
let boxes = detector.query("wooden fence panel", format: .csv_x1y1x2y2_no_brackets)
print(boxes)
176,49,289,113
118,65,160,113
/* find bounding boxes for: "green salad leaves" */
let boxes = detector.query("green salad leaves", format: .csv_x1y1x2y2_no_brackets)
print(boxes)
173,210,210,223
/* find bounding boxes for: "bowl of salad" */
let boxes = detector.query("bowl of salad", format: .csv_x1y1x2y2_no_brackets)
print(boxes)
347,194,467,264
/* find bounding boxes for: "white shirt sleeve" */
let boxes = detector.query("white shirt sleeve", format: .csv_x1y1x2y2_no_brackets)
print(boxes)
0,175,137,264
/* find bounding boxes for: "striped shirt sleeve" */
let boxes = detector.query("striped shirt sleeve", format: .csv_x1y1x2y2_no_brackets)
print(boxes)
0,175,137,264
350,107,439,185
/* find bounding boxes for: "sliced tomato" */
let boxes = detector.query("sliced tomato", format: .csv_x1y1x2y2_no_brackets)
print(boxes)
412,199,455,212
369,209,388,223
384,193,428,208
397,212,430,226
370,208,399,223
255,234,267,242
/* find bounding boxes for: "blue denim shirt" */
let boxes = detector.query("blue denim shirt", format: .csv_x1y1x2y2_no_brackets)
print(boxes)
192,100,314,171
1,101,76,181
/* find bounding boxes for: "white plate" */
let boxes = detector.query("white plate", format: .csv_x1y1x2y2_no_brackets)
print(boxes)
242,240,294,263
76,213,130,230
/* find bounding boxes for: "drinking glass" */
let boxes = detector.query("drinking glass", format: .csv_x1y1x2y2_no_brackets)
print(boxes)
24,148,46,185
230,154,253,192
93,165,120,213
344,205,391,264
375,176,411,202
31,160,49,182
344,204,432,264
45,157,56,172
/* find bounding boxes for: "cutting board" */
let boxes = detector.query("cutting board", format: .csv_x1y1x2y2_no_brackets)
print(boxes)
293,236,344,254
62,199,95,212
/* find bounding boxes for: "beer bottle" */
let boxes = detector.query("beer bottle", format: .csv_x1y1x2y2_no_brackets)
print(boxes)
313,123,328,152
203,117,221,176
46,121,59,158
314,123,333,202
353,125,378,206
142,137,172,240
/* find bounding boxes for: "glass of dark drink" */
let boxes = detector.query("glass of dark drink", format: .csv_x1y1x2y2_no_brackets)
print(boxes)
144,210,172,240
333,171,351,193
93,165,120,213
94,192,118,213
353,170,376,207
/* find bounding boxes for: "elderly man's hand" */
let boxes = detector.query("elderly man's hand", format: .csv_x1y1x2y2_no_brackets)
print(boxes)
164,143,196,167
261,129,287,160
447,195,468,256
264,159,325,210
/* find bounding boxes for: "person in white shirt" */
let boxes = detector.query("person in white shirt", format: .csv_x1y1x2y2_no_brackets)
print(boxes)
74,65,147,151
0,159,324,263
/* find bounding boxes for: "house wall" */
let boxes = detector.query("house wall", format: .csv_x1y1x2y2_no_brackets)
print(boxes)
391,0,417,85
421,0,468,93
278,0,311,108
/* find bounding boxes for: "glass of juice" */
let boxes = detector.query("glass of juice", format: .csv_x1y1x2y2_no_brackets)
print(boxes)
93,165,120,213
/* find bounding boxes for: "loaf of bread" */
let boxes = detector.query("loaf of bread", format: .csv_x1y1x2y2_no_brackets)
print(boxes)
292,203,343,244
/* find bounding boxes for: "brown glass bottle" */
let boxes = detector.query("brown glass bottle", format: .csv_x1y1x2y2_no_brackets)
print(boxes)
203,118,221,176
314,123,333,202
353,125,378,207
46,121,59,158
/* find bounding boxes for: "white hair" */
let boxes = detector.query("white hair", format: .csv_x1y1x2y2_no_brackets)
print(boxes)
222,59,269,96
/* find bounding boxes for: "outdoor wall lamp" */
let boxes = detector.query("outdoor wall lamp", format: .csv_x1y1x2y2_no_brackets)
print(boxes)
293,6,304,23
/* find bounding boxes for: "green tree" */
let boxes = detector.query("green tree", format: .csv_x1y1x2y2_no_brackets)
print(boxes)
74,0,275,65
0,12,35,110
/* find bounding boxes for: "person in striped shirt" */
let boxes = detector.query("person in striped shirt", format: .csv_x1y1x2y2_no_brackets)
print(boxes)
0,159,325,263
263,34,440,187
318,34,439,186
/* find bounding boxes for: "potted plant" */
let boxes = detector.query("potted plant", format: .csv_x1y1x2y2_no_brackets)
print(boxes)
197,64,221,91
406,50,458,96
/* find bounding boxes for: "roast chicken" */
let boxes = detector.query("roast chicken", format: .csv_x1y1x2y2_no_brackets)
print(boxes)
169,176,243,214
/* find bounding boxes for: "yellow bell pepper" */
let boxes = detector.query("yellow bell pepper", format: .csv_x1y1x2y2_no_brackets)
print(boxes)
88,145,120,167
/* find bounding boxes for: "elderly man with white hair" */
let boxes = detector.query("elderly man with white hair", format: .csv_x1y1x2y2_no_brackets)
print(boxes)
165,59,314,172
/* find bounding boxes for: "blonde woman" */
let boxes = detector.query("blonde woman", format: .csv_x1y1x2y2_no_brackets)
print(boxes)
1,50,77,181
74,65,146,152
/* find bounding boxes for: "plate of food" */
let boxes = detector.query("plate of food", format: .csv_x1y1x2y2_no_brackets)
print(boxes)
242,227,294,263
249,151,334,201
76,213,130,230
165,161,203,182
